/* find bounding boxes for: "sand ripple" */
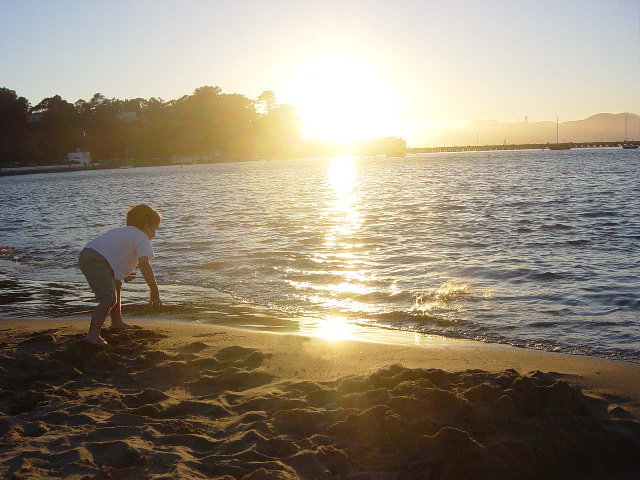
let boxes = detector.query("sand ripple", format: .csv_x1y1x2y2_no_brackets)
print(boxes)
0,327,638,479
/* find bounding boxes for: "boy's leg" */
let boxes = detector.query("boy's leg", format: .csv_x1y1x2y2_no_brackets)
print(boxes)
86,301,115,345
79,249,117,345
110,280,132,329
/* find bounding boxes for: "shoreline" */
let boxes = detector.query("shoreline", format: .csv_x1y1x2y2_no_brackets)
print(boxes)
4,316,640,413
0,145,632,177
1,316,638,478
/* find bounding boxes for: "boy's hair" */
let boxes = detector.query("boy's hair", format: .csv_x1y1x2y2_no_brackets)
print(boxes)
126,204,162,229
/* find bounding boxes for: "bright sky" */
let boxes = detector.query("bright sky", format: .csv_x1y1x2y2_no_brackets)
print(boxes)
1,0,638,144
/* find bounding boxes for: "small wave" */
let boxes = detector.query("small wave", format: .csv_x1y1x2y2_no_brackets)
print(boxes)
529,321,559,328
286,272,351,284
566,239,588,246
583,293,639,309
585,321,618,328
363,310,466,327
490,268,532,280
170,245,208,253
291,257,331,269
344,290,412,303
213,219,236,226
458,242,489,248
540,223,573,231
199,261,225,270
581,211,617,218
516,227,532,233
412,281,472,314
249,251,294,259
539,308,575,316
298,237,324,246
438,205,466,211
364,311,414,322
583,308,623,316
614,298,633,307
529,271,563,281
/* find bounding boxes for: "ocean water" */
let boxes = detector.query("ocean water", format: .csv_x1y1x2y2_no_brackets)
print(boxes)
0,149,638,361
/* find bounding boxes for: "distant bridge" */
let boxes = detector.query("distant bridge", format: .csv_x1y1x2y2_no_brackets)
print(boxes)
408,141,639,154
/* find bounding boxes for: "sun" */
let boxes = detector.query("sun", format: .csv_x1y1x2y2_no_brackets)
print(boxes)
280,53,401,142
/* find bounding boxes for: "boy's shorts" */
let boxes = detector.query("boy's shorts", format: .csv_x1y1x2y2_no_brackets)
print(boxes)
78,248,122,304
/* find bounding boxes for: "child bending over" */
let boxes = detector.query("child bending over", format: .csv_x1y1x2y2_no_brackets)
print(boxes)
79,204,162,346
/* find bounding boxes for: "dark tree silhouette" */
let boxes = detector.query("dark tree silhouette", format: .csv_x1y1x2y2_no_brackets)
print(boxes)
29,95,80,164
0,88,30,165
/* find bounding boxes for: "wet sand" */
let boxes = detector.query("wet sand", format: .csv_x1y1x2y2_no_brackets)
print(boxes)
1,317,639,479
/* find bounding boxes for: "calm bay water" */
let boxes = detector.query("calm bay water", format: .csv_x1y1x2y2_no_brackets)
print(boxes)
0,149,638,361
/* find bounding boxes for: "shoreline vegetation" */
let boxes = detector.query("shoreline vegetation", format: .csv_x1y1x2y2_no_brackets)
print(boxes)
0,86,406,169
0,318,638,479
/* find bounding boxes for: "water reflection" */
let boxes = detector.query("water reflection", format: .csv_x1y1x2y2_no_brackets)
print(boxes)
321,157,370,310
307,156,376,326
324,155,363,242
325,155,363,260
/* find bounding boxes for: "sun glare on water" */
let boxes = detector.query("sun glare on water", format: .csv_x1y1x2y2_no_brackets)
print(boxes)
281,54,401,142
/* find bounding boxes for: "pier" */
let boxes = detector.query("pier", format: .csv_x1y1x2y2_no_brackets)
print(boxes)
408,141,639,154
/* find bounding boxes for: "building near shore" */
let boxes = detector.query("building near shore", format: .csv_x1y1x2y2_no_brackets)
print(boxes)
116,111,137,121
66,150,92,166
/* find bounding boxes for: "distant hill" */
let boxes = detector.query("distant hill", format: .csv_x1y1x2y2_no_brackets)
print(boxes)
424,113,640,147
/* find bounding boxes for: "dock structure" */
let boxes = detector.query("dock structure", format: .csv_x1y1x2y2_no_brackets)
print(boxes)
409,141,639,154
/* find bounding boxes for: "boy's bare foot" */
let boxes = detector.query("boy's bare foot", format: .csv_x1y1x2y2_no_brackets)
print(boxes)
83,335,108,347
109,322,134,330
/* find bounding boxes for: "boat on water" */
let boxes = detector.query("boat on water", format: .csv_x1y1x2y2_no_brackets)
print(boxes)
621,114,638,149
548,117,571,150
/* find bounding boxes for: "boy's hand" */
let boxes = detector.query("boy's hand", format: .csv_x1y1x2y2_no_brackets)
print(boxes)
149,291,162,308
123,273,136,283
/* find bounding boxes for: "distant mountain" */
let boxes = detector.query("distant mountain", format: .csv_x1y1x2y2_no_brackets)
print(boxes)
424,113,640,147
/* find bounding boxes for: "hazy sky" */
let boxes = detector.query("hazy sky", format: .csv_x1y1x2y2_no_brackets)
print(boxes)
2,0,638,143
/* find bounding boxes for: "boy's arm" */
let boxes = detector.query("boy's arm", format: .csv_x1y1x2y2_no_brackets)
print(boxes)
138,256,162,306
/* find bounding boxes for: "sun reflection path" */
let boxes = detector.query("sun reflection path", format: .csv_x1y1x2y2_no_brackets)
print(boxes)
314,156,376,327
324,155,363,250
321,156,371,306
290,156,393,334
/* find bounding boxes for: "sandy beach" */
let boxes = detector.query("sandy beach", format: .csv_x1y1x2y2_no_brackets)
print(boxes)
0,317,638,479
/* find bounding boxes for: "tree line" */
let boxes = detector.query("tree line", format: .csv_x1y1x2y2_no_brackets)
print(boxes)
0,86,304,166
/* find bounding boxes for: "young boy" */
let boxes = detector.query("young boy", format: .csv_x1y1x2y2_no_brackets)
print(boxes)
79,204,162,346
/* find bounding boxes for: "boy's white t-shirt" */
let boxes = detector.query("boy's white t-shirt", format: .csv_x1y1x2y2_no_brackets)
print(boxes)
85,226,154,280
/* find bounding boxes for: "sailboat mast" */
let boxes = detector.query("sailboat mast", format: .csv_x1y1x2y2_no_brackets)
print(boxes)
556,117,559,143
625,114,628,142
